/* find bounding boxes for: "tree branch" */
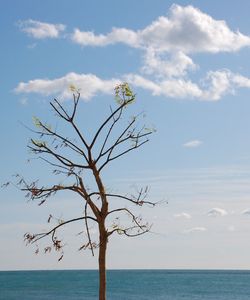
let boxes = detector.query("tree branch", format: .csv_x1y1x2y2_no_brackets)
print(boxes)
96,117,136,163
88,190,156,207
71,92,80,121
98,138,149,172
108,225,150,237
107,207,151,237
29,140,90,169
97,106,123,161
89,98,134,149
35,119,88,161
24,216,98,244
84,202,95,256
50,98,89,151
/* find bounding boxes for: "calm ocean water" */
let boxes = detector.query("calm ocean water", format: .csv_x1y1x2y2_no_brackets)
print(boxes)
0,269,250,299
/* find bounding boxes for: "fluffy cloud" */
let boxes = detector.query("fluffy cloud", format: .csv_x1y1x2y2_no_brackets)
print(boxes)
142,50,197,78
125,74,203,99
16,6,250,102
15,72,120,100
139,5,250,53
184,227,207,234
124,74,162,96
183,140,202,148
19,19,65,39
15,70,250,101
207,208,228,217
69,5,250,100
15,68,250,102
174,212,191,219
130,70,250,101
71,5,250,53
201,70,250,100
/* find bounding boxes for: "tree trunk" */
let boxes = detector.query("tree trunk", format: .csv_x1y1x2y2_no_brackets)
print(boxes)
99,223,107,300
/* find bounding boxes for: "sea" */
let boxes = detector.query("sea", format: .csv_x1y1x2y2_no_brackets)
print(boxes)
0,269,250,299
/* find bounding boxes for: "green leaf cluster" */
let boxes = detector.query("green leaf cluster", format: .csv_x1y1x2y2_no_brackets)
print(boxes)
32,116,42,128
32,139,47,147
114,82,135,106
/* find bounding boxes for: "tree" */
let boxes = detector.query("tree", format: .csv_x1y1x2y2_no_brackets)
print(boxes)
14,83,156,300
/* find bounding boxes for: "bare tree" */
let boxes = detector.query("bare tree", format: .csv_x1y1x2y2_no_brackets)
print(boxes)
11,83,156,300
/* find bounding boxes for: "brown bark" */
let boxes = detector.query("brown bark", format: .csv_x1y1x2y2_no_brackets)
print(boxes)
98,221,107,300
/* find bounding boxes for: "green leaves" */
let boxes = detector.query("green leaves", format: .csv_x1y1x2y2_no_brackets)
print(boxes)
114,82,135,106
32,116,52,132
32,139,47,147
69,84,80,94
124,83,133,97
69,84,77,92
144,126,157,133
32,116,42,128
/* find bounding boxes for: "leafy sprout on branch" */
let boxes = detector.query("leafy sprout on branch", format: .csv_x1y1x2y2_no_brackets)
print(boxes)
5,82,159,300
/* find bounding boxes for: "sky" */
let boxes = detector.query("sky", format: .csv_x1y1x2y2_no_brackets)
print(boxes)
2,0,250,270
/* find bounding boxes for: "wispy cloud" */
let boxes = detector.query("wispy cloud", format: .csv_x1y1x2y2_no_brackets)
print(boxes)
207,208,228,217
174,212,191,219
183,227,207,234
18,19,66,39
183,140,202,148
19,97,28,105
27,43,37,49
241,209,250,216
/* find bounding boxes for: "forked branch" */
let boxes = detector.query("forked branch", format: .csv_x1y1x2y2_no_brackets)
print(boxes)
24,215,97,245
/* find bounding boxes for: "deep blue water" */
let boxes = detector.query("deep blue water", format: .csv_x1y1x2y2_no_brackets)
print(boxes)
1,269,250,299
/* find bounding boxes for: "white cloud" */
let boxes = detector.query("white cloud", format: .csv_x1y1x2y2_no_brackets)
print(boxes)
201,70,233,101
15,73,202,101
124,74,162,95
15,70,250,102
174,212,191,219
183,140,202,148
232,74,250,88
125,74,203,99
15,72,120,100
242,209,250,216
72,29,107,46
200,69,250,100
207,208,228,217
160,79,203,98
139,5,250,53
72,28,138,47
19,19,65,39
127,70,250,101
15,6,250,102
142,50,197,78
71,5,250,53
68,5,250,101
183,227,207,234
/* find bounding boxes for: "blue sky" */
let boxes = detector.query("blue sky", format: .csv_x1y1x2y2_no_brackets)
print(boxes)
2,0,250,270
